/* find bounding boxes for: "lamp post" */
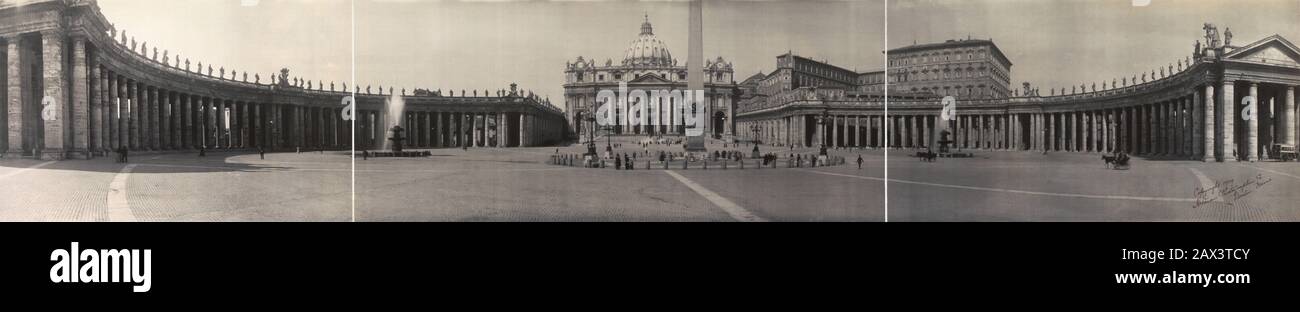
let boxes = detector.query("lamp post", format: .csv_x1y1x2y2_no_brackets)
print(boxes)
583,108,597,157
816,108,830,155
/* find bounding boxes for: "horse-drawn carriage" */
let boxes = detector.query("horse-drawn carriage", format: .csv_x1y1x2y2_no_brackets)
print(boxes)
1103,153,1130,170
1276,144,1297,162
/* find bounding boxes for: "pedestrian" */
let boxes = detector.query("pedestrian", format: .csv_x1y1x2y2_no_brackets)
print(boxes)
363,150,369,160
615,154,622,170
857,154,863,170
260,147,266,160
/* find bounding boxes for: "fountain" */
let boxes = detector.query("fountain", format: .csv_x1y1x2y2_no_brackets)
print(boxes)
365,93,429,158
388,125,407,153
368,124,428,157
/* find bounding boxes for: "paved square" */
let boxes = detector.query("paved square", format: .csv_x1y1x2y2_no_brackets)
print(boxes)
885,150,1300,221
355,137,884,222
0,151,351,221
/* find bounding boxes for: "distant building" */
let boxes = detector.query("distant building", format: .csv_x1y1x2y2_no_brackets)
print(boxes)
887,38,1013,99
733,53,894,148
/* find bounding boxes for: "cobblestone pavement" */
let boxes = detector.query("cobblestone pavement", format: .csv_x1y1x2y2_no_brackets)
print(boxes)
0,151,351,221
9,139,1288,222
356,137,884,221
885,149,1300,221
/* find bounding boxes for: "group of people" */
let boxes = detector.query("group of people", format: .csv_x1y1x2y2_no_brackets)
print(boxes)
611,153,635,170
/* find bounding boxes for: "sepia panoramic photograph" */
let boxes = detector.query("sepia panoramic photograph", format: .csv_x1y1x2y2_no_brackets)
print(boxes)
3,0,1298,222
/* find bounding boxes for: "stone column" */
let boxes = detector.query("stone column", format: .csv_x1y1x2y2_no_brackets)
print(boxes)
70,38,90,158
1171,100,1178,156
188,95,195,149
1157,101,1165,155
434,112,442,147
115,77,124,150
170,93,179,149
835,115,843,147
106,74,116,150
1174,99,1182,156
1130,107,1137,153
197,97,205,148
248,102,258,148
1145,104,1154,155
1181,97,1190,157
518,113,527,147
1196,87,1208,160
129,81,139,150
1222,80,1236,161
94,67,106,152
1286,86,1296,147
39,31,67,159
229,101,239,149
1073,112,1081,152
243,102,252,148
1045,113,1055,150
1003,114,1010,150
1246,82,1258,161
161,90,171,150
6,39,22,154
1060,113,1068,151
1086,111,1094,152
316,106,324,148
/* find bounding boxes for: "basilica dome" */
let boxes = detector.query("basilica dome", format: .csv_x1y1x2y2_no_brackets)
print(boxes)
623,16,675,67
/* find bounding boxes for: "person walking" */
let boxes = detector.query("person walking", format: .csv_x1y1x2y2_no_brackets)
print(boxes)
259,147,266,160
857,154,864,170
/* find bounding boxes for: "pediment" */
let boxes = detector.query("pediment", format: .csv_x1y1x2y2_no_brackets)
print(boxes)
628,73,672,84
1224,35,1300,66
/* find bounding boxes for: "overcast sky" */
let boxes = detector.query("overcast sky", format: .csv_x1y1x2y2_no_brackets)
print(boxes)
92,0,1300,109
889,0,1300,93
98,0,353,88
356,0,885,106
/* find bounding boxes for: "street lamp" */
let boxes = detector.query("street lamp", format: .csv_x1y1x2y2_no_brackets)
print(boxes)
815,108,830,155
582,108,597,157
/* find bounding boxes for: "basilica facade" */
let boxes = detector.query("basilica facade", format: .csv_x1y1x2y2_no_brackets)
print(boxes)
562,16,739,140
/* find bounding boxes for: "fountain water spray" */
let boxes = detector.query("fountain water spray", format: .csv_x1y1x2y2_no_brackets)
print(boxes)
383,92,406,150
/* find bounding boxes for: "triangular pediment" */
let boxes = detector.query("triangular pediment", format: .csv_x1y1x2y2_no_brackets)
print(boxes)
1224,35,1300,66
627,73,673,84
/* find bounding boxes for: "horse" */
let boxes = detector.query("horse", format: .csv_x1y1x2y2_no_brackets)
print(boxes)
917,151,937,162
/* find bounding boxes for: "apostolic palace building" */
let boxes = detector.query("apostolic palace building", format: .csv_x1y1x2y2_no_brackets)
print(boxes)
736,25,1300,162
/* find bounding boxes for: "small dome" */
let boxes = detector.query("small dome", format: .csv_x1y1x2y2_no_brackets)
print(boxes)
623,15,674,67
